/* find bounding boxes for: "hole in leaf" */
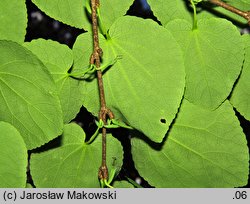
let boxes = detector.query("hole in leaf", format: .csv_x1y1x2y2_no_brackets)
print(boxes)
160,119,166,124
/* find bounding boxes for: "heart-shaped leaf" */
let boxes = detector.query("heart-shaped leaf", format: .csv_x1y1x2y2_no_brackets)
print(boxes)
166,18,244,109
30,123,123,187
132,100,249,187
73,16,185,142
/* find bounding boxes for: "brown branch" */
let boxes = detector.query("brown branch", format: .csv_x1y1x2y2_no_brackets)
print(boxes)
90,0,114,182
208,0,250,25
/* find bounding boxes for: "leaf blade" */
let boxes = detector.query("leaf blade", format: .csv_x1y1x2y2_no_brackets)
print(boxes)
166,18,244,109
30,123,123,187
132,100,249,187
147,0,193,26
24,39,85,123
32,0,88,29
0,40,63,149
31,0,133,31
0,0,27,43
230,34,250,121
0,122,27,187
73,16,185,142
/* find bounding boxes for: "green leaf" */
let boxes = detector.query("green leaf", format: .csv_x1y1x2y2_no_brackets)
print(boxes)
30,123,123,187
113,180,134,188
73,16,185,143
98,0,134,34
131,100,249,187
31,0,133,31
0,121,27,187
31,0,89,29
166,18,244,109
147,0,193,26
24,39,85,123
0,0,27,43
0,40,63,150
230,35,250,121
147,0,250,27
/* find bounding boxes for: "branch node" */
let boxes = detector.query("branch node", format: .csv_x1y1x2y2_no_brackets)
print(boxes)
98,165,108,180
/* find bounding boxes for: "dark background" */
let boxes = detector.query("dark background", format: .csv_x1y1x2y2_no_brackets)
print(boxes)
25,0,249,188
